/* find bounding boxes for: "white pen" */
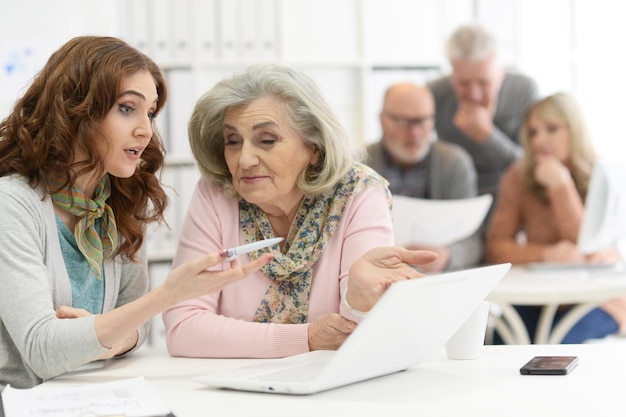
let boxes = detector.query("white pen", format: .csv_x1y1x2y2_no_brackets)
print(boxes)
219,237,284,262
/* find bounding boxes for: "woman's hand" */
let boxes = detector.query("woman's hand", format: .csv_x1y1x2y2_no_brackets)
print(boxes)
404,244,450,273
56,305,90,319
534,156,572,190
308,313,356,351
586,248,620,264
56,306,138,359
158,252,275,308
345,246,438,313
541,240,585,263
91,251,274,352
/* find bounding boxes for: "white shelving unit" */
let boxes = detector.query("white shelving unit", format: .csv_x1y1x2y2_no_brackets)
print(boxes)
113,0,581,274
114,0,481,269
3,0,605,351
116,0,481,154
1,0,579,266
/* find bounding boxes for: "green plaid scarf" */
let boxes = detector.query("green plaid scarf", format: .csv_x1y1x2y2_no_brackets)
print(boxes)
48,175,118,280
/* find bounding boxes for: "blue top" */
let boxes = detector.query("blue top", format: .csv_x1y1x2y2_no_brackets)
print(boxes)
56,216,104,314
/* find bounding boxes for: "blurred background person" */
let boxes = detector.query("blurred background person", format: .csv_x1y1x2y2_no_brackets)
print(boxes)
365,82,482,273
428,23,539,199
485,92,624,344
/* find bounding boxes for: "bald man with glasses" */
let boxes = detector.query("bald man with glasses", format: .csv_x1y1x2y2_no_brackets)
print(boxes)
365,82,482,272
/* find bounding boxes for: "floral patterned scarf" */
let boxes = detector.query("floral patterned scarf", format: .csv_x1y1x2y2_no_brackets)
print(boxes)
239,163,390,324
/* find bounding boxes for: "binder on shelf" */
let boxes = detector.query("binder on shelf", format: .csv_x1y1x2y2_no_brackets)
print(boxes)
280,0,359,62
164,69,194,158
217,0,241,60
147,165,180,261
239,0,278,60
170,0,192,64
177,164,201,221
155,101,169,153
147,159,199,263
191,0,218,61
256,0,278,60
148,0,172,63
120,0,150,55
240,0,258,59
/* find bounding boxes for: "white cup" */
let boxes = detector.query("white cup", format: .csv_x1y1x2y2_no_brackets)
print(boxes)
446,301,491,360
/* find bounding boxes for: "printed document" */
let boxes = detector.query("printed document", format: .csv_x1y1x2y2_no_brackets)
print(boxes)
1,376,173,417
392,194,493,246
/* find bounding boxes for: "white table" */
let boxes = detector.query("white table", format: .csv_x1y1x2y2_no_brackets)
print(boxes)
486,265,626,344
35,343,626,417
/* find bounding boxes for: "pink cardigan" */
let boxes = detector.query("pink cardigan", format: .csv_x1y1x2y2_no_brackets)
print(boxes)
163,178,393,358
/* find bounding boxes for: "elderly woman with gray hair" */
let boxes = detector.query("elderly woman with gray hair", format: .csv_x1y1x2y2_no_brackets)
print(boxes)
163,65,437,358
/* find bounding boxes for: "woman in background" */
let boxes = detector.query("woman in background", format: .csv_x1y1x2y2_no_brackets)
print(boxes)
0,36,272,389
485,92,624,343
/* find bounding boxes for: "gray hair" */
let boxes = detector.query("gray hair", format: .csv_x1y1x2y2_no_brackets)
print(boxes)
188,64,360,198
445,24,498,62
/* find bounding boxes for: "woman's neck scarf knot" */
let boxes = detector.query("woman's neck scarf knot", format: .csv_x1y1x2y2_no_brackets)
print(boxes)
239,163,390,324
48,174,118,280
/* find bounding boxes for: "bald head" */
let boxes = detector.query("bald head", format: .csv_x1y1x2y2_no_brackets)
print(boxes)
383,82,434,115
379,82,436,167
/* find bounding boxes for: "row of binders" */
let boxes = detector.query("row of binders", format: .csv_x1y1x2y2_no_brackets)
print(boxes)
119,0,279,66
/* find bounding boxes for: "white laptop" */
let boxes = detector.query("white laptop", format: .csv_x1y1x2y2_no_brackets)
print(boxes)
193,263,511,395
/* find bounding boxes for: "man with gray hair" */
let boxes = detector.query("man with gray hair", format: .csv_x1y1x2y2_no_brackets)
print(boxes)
428,24,539,198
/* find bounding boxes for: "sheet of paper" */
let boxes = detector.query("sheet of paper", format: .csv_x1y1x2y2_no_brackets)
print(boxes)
392,194,493,246
2,376,172,417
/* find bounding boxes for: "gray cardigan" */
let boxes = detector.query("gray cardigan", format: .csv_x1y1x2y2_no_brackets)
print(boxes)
0,174,149,389
365,140,483,270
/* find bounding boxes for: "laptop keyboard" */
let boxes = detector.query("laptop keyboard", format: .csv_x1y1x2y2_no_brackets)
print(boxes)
249,360,329,382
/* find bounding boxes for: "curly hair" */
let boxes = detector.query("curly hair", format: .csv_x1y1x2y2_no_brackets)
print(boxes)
0,36,169,261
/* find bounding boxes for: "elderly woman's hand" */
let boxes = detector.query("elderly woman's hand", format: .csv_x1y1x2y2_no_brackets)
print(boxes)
308,313,356,351
345,246,438,313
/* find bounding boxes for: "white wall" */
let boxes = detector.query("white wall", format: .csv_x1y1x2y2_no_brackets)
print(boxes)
0,0,120,117
1,0,625,158
573,0,626,160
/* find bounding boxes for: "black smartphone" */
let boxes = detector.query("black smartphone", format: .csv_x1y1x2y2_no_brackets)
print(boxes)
519,356,579,375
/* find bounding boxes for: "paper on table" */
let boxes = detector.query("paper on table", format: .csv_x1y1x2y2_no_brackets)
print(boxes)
1,376,173,417
391,194,493,246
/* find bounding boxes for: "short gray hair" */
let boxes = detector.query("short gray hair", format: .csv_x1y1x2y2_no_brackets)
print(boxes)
445,24,498,62
188,64,361,198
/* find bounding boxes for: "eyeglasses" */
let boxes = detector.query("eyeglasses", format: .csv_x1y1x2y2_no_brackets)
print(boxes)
382,111,434,130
